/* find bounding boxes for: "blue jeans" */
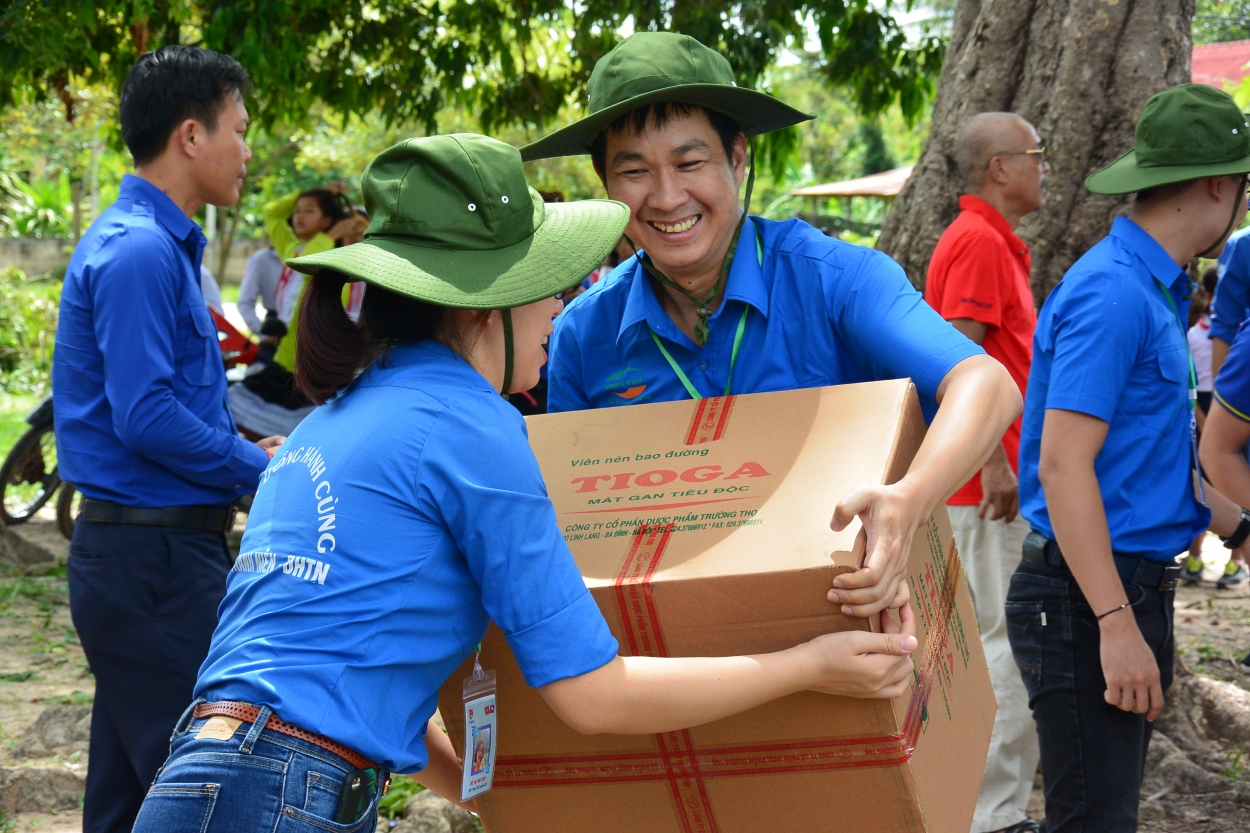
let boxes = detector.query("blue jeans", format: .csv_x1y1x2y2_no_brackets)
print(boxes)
133,701,383,833
1006,559,1174,833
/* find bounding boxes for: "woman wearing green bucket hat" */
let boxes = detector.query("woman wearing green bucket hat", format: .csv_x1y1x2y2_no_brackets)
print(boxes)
132,134,921,833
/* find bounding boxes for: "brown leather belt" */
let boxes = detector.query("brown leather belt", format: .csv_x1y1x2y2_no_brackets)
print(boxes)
194,701,382,774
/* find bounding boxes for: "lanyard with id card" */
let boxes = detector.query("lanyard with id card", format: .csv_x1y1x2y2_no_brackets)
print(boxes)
461,646,497,803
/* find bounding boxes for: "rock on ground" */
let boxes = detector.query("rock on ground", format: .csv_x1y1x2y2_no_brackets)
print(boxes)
14,704,91,758
391,789,479,833
0,766,86,814
1142,731,1229,796
1155,656,1250,782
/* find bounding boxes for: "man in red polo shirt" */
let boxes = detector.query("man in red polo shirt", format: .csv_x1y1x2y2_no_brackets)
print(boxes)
924,111,1047,833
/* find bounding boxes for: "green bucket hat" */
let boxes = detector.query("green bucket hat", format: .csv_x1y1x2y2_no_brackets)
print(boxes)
520,31,812,161
1086,84,1250,195
287,133,628,308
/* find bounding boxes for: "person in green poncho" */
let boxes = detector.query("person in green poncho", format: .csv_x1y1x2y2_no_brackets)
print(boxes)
264,183,368,372
240,184,367,416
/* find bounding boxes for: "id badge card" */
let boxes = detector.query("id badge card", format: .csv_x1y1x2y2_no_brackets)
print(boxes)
461,654,497,803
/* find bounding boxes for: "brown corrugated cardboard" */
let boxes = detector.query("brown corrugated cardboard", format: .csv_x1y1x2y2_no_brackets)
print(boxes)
439,381,996,833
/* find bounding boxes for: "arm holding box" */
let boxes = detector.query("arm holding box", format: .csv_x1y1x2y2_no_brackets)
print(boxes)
539,604,918,736
824,252,1022,617
829,353,1021,617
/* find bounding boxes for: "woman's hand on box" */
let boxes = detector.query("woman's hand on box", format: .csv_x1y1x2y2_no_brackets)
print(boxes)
827,480,923,617
803,603,918,699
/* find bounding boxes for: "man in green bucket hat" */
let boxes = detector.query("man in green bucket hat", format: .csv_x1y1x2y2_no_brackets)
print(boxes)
527,31,1023,621
1010,83,1250,831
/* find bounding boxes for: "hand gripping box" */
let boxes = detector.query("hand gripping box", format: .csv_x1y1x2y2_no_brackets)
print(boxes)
439,381,996,833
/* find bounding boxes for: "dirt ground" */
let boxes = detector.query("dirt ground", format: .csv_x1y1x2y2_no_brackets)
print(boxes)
0,525,1248,831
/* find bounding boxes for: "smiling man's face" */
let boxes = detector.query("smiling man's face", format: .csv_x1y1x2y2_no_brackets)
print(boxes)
600,109,746,283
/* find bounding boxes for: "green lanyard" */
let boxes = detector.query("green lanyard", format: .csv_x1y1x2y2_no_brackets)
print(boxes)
650,305,749,399
1152,278,1200,408
1154,277,1205,504
646,222,762,400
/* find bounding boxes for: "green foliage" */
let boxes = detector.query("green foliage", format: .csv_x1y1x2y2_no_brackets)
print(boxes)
1,1,943,139
41,689,93,705
0,395,38,460
377,774,424,819
0,80,121,238
750,53,929,233
856,121,897,177
1195,0,1250,44
1225,747,1247,781
0,267,59,396
2,173,74,237
0,671,39,683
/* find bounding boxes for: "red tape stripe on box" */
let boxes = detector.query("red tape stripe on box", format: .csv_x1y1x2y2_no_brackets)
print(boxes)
494,524,964,827
684,396,735,446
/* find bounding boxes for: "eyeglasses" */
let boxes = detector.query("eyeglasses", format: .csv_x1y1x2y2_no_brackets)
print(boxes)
987,148,1047,168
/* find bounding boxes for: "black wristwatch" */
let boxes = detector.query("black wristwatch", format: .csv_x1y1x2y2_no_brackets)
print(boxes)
1222,507,1250,550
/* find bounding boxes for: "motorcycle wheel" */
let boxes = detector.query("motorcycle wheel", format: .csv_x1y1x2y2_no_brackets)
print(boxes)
56,482,81,540
0,422,61,525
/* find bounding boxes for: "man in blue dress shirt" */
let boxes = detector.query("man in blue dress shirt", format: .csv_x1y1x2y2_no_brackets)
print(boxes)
53,46,280,833
525,32,1022,624
1209,226,1250,375
1011,84,1250,831
1199,315,1250,674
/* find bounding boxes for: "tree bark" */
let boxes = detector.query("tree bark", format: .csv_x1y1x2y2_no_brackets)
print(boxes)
877,0,1195,302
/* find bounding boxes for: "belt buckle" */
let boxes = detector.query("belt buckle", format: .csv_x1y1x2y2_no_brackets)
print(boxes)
1160,564,1181,592
1022,531,1047,563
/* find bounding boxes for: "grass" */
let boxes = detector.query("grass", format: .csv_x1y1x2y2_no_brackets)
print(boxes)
0,394,39,460
378,775,424,819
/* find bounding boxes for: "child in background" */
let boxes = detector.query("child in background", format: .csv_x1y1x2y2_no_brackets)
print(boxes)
233,184,364,429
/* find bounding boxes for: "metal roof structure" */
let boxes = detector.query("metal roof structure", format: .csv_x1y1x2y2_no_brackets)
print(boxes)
1193,40,1250,89
789,165,913,199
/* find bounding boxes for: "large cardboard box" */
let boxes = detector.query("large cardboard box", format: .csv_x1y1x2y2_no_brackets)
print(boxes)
440,381,995,833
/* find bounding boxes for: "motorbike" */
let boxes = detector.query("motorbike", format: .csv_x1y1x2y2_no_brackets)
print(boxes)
0,396,59,526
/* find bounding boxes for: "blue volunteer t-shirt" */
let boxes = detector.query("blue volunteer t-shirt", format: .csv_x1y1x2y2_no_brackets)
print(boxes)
1019,216,1210,561
547,217,983,420
1214,318,1250,423
1211,226,1250,344
196,341,619,773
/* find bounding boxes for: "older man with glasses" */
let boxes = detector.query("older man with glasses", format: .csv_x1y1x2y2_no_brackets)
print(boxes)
923,111,1048,833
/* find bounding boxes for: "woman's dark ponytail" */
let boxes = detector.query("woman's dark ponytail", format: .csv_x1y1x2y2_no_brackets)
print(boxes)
295,270,369,404
294,269,479,405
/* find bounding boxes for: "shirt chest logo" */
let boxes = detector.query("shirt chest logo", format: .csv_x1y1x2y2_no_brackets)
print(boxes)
604,367,647,399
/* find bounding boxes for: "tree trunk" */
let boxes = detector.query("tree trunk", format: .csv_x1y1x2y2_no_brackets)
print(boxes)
877,0,1195,302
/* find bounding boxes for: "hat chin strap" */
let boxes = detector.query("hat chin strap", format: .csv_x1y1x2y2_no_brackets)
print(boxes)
500,308,515,396
1198,174,1248,259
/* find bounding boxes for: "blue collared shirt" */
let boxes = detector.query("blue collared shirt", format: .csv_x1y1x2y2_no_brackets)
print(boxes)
1019,216,1209,561
53,175,269,507
548,217,982,420
1211,226,1250,343
196,341,619,773
1214,318,1250,423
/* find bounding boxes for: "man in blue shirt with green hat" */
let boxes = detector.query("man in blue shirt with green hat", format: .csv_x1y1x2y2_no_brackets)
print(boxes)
526,31,1022,627
1012,83,1250,831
